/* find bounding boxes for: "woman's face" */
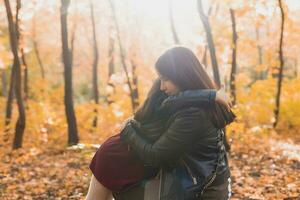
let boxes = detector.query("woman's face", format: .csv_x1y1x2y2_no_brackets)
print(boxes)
158,75,180,96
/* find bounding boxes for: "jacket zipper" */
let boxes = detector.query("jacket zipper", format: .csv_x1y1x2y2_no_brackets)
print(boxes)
201,172,217,195
201,130,224,195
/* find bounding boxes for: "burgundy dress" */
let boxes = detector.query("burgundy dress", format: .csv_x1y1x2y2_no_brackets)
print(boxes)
89,134,155,193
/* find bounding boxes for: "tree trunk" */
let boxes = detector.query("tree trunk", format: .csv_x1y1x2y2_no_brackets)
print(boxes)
108,0,137,111
90,0,99,127
108,35,115,79
273,0,285,128
16,1,29,102
33,40,45,79
4,64,14,135
1,69,8,97
130,58,139,109
15,0,28,103
255,27,264,80
4,0,26,149
294,59,297,78
21,49,29,102
3,0,22,133
107,12,115,91
168,0,180,44
32,14,45,80
60,0,79,145
229,9,237,106
197,0,221,88
201,45,208,68
70,20,76,67
106,27,116,104
15,0,21,40
108,37,115,78
200,6,213,70
103,8,116,105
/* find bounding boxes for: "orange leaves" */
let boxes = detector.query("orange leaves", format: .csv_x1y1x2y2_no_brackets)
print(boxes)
235,72,251,88
0,144,91,199
229,131,300,199
254,64,267,72
235,6,251,18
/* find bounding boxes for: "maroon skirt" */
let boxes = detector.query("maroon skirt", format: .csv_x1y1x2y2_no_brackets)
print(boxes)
89,134,155,193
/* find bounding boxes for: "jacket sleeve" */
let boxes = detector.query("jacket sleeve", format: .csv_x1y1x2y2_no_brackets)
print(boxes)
121,107,211,167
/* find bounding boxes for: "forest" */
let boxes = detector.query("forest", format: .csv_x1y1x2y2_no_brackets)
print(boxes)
0,0,299,199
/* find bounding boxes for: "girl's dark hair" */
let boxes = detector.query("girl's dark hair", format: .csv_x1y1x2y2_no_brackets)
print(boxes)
154,46,235,128
134,79,167,123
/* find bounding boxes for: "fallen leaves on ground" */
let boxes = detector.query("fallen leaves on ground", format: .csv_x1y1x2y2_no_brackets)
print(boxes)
0,131,299,199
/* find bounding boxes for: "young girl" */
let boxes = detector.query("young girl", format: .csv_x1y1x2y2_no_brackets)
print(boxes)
86,46,234,200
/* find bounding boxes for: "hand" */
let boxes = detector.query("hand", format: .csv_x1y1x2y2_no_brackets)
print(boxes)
119,118,140,141
119,120,138,141
216,84,232,111
119,116,133,132
129,119,141,130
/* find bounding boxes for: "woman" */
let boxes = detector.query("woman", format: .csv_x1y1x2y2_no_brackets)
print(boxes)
120,46,235,199
86,46,235,200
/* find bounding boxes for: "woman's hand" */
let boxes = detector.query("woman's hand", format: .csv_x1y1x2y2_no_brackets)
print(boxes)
119,117,133,132
119,119,140,142
119,118,141,139
216,85,232,110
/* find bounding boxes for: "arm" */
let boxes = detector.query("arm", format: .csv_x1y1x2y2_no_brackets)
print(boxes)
160,89,231,111
121,107,211,167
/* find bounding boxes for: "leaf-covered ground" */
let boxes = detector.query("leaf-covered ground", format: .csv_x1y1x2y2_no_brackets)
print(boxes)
229,132,300,199
0,131,299,200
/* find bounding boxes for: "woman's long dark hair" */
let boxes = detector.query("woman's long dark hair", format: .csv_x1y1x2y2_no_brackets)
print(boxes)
153,46,235,129
134,79,167,124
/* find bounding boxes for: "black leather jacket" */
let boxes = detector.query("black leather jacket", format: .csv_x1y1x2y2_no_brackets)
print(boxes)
121,90,230,197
